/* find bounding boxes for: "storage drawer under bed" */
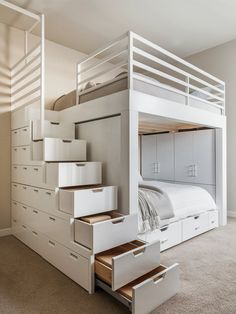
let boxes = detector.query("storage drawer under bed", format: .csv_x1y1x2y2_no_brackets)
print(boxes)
96,263,179,314
95,240,160,291
182,212,209,241
74,212,138,254
160,221,182,251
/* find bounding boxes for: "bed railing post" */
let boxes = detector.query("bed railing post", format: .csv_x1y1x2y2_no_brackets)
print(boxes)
128,31,133,90
185,76,189,105
40,13,45,138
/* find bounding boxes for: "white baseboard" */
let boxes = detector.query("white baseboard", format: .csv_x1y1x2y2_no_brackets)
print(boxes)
0,228,12,237
227,211,236,218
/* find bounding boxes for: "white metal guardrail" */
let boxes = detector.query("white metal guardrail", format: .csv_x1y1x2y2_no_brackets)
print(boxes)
76,31,225,114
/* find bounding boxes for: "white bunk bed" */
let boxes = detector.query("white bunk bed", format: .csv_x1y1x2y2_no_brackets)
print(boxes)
3,0,226,312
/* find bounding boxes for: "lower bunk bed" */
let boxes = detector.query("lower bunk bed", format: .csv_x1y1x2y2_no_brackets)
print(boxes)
137,179,219,251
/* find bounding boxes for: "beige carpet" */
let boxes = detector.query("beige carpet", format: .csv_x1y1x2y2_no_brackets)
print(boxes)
0,219,236,314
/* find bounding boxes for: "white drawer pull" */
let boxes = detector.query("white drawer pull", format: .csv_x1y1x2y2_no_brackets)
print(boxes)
70,253,78,260
92,188,103,193
195,226,200,231
161,238,168,244
133,247,145,257
33,189,39,193
112,217,125,224
194,215,200,220
62,139,72,143
153,273,166,284
76,163,86,167
49,240,55,246
32,231,38,236
50,122,60,125
49,217,56,222
33,210,38,214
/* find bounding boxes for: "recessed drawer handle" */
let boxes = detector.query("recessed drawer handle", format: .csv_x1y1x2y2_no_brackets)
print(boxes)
112,217,125,224
76,163,86,167
211,220,215,224
14,166,17,169
34,189,39,193
195,226,200,230
153,273,166,284
33,168,39,171
62,139,72,143
14,148,17,151
13,219,17,223
23,186,27,190
49,240,55,246
133,248,145,256
32,231,38,236
70,253,78,260
23,167,27,170
14,131,18,134
13,184,17,187
13,202,17,205
92,188,103,193
161,226,168,232
50,122,60,125
23,128,28,132
33,210,38,214
194,215,200,220
49,217,56,222
46,192,52,195
22,148,27,151
23,206,27,209
161,238,168,244
22,225,27,229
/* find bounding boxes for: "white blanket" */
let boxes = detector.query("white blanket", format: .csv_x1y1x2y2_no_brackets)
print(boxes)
139,180,216,221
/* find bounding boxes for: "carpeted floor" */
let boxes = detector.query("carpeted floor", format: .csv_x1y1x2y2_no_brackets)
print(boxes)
1,219,236,314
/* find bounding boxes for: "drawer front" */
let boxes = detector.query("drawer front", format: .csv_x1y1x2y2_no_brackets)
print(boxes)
74,214,138,254
12,165,45,186
32,138,87,162
12,127,31,146
43,236,90,291
60,186,117,217
112,241,160,291
208,210,219,229
160,221,182,251
32,120,75,140
11,107,28,130
45,162,102,187
12,146,31,164
132,264,179,314
12,201,20,221
182,213,209,241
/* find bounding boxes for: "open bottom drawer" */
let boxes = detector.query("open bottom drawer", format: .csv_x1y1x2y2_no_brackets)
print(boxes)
95,240,160,290
96,263,179,314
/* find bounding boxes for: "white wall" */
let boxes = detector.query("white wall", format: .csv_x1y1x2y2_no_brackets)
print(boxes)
187,39,236,216
0,22,86,231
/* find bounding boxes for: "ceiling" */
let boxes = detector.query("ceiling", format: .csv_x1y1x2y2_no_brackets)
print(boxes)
1,0,236,57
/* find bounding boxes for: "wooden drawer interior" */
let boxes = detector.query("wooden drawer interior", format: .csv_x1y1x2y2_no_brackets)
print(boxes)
95,240,146,285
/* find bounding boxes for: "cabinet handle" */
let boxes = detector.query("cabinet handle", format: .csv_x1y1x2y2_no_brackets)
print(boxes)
161,238,168,244
23,128,27,132
49,240,55,246
23,186,27,190
49,217,56,222
33,210,38,214
33,189,39,193
112,217,125,224
62,139,72,143
14,166,17,169
33,168,39,171
14,131,18,134
23,167,27,170
50,122,60,125
14,148,17,151
22,147,26,151
92,188,103,193
46,192,52,195
70,253,78,260
161,226,169,232
23,206,27,209
211,220,215,224
22,225,27,229
32,231,38,236
13,184,17,187
194,215,200,220
13,219,17,223
195,226,200,231
76,163,86,167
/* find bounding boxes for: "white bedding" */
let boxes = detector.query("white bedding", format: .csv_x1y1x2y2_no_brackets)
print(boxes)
138,180,216,232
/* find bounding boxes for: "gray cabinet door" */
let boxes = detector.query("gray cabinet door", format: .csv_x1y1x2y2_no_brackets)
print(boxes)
141,134,157,180
156,133,174,180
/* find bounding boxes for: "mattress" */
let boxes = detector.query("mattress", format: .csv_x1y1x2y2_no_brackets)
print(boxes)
52,73,221,114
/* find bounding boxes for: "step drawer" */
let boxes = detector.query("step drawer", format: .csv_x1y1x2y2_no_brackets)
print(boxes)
45,162,102,187
59,185,117,217
97,263,179,314
42,236,90,291
32,138,86,162
74,211,138,254
32,120,75,140
12,126,31,146
182,212,209,241
95,240,160,291
12,146,31,164
208,210,219,229
160,221,182,251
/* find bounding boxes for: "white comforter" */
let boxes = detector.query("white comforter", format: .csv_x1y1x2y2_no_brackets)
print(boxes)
139,180,216,220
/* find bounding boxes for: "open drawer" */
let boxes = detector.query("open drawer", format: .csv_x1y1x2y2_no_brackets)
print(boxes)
74,211,138,254
59,185,117,217
95,240,160,291
97,263,179,314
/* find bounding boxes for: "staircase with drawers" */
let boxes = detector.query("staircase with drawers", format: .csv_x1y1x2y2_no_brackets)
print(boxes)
11,105,179,314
